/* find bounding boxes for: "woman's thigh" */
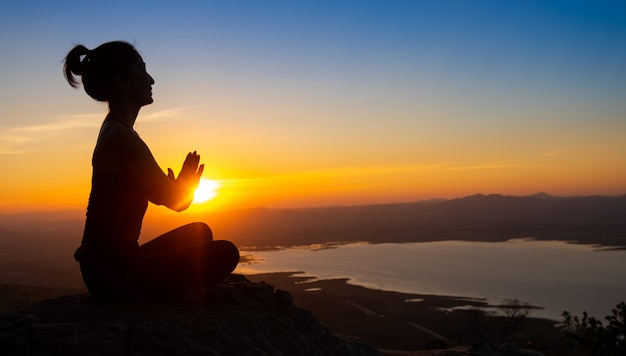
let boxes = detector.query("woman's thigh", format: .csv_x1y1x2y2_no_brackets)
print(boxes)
139,223,239,289
140,222,213,257
140,239,239,292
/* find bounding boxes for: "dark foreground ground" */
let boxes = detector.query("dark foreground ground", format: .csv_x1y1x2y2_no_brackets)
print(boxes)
1,272,567,354
247,272,564,354
0,276,382,356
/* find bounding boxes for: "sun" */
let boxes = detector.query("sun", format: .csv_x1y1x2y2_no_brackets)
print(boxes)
193,179,220,204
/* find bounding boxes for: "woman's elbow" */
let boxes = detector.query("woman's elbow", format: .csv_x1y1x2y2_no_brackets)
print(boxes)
169,199,192,212
151,192,193,212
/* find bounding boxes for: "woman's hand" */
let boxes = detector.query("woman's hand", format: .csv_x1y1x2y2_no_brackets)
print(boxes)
167,151,204,191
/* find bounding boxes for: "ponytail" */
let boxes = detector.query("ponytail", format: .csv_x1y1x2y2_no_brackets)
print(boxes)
63,45,90,88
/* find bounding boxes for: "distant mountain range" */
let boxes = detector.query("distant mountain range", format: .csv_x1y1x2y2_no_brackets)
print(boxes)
201,193,626,248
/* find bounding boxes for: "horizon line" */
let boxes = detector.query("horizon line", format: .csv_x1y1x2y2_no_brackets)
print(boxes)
1,191,625,216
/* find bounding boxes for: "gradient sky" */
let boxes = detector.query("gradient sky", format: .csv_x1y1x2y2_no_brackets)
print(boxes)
1,0,625,213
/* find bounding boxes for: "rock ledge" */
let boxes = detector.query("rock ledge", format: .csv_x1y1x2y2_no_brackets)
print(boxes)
0,276,381,355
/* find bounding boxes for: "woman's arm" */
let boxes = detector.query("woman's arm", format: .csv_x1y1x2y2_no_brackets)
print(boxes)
109,127,203,212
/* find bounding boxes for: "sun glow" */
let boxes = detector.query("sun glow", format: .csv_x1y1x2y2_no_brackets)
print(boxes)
193,179,220,204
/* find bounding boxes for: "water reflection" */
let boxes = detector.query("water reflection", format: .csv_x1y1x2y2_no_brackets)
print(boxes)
236,239,626,320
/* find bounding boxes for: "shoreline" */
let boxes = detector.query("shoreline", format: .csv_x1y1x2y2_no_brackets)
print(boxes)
246,271,562,354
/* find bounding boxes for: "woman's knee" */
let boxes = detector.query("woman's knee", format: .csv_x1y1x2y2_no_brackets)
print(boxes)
213,240,240,271
186,222,213,239
174,222,213,244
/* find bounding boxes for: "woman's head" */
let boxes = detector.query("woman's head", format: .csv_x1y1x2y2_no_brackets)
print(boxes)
64,41,154,105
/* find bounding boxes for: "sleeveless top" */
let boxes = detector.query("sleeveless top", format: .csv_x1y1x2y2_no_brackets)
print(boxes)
74,169,149,264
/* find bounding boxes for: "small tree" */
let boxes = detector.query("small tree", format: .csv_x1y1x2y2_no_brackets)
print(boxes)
499,298,532,340
562,302,626,356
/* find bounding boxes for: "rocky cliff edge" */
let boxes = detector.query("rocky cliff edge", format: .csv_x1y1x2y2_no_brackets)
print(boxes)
0,275,381,356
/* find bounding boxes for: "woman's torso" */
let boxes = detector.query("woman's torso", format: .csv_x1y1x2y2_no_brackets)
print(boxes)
75,121,149,264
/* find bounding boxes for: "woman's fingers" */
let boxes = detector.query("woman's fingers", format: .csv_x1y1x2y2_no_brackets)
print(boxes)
196,164,205,178
176,152,203,185
180,152,199,172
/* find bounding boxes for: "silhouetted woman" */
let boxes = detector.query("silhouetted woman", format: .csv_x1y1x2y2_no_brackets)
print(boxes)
64,41,239,302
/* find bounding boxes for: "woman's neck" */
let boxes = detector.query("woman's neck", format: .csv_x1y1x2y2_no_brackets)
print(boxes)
107,101,140,128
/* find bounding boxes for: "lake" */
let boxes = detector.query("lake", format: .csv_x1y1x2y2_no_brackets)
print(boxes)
235,239,626,320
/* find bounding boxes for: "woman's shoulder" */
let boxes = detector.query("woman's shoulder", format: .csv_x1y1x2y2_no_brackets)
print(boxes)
94,121,149,164
97,121,144,147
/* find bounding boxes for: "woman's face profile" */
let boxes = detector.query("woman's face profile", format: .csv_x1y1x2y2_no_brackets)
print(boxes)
122,55,155,107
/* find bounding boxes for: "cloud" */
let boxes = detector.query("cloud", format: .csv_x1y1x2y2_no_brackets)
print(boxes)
0,107,192,155
222,162,532,185
0,135,35,155
140,106,194,123
0,114,101,155
11,114,103,133
436,163,529,171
